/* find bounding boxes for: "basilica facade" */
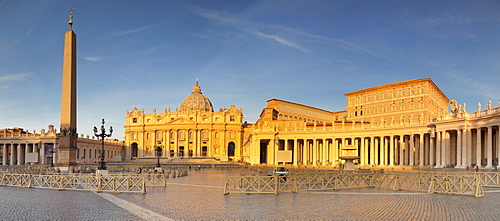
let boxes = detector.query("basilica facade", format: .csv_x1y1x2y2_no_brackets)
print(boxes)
124,78,500,169
124,81,245,161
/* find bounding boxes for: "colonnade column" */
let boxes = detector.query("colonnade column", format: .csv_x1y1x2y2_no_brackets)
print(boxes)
464,129,471,168
455,129,463,168
293,139,298,166
370,137,375,165
443,131,450,167
323,139,328,164
399,136,404,165
380,137,384,165
476,128,482,167
363,138,369,165
419,134,424,166
497,127,500,167
485,126,493,169
302,139,309,165
409,135,414,166
333,139,338,164
389,136,395,166
2,144,7,165
430,134,435,167
435,132,442,168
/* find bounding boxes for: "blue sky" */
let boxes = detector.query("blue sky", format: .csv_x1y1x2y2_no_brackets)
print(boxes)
1,0,499,140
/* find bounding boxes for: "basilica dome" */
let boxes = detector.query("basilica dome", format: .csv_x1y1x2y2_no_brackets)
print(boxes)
179,81,214,112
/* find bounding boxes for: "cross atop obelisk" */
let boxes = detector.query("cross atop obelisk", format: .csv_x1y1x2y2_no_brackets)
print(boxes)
58,7,78,168
68,6,75,30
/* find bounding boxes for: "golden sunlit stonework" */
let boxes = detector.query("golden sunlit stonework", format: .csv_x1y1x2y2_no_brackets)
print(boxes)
124,81,245,161
124,78,500,170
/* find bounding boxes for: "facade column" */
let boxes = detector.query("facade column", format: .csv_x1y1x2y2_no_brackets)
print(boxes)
375,138,380,165
419,134,424,166
435,132,442,168
370,137,375,165
384,136,392,165
293,139,298,166
380,137,386,165
365,138,370,165
398,136,404,165
311,139,317,165
165,130,171,158
322,139,328,164
409,134,414,166
302,139,309,165
363,137,370,165
389,136,395,166
333,139,338,165
485,126,493,169
476,128,482,167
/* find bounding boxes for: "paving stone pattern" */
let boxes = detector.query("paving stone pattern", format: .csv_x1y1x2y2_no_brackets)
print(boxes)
1,169,500,220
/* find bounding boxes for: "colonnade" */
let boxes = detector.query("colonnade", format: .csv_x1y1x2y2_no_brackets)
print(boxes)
258,124,500,169
0,142,54,165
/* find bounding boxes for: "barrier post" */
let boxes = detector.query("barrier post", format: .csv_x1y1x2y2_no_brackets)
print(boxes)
274,174,279,196
141,176,147,194
97,174,102,193
475,173,484,198
59,175,65,191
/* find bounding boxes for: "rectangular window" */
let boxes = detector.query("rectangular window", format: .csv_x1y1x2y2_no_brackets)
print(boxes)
132,118,137,123
230,116,235,121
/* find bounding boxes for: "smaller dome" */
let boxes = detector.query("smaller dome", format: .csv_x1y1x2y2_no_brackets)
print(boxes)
179,81,214,112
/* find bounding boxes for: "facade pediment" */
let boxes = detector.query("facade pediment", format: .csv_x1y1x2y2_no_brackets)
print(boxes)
167,117,197,125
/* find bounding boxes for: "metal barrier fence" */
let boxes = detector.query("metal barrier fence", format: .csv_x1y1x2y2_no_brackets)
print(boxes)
224,172,491,197
0,173,168,194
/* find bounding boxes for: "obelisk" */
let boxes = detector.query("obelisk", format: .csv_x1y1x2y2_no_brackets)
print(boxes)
58,7,78,169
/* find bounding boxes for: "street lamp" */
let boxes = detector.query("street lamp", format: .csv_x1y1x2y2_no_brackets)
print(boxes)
93,119,113,170
155,142,163,168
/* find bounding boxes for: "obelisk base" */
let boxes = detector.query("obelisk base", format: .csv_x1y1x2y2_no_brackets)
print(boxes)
57,136,78,172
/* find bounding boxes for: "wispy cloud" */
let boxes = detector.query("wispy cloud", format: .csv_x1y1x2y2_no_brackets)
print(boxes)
0,73,30,83
84,56,102,62
424,14,473,25
448,72,498,100
251,30,310,53
139,43,167,55
111,23,167,38
188,7,369,56
190,7,310,53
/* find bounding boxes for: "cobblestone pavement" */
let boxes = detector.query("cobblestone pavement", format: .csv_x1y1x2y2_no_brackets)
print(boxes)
2,169,500,220
0,187,141,220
